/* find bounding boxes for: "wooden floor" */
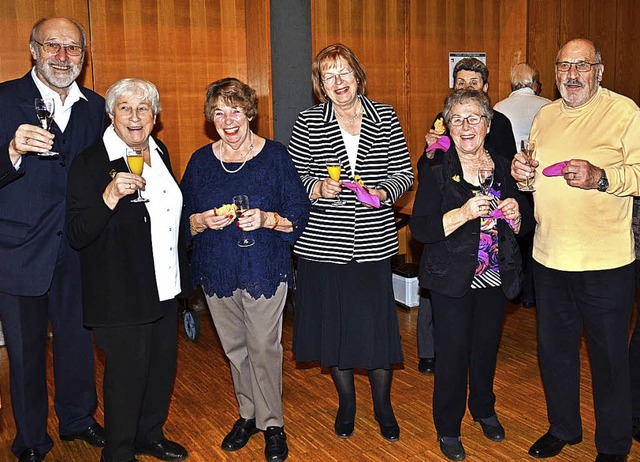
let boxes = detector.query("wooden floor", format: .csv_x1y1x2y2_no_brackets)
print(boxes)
0,302,638,462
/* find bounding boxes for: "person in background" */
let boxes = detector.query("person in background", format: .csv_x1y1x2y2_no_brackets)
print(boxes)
289,43,413,443
424,57,517,162
67,78,189,462
494,63,551,149
512,38,640,462
411,90,532,461
494,63,551,310
181,77,310,462
0,17,105,462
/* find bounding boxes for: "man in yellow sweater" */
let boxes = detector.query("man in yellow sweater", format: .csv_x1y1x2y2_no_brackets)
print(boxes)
512,38,640,462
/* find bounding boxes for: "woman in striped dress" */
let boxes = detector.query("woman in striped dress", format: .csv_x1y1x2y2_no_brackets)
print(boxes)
289,43,413,443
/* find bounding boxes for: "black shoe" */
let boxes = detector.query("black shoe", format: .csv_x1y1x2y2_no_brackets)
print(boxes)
474,417,505,442
438,436,466,461
334,415,354,439
134,438,188,461
60,423,106,447
633,419,640,443
374,414,399,442
418,357,435,374
221,418,259,451
18,449,43,462
528,432,582,458
264,426,288,461
100,454,139,462
595,454,628,462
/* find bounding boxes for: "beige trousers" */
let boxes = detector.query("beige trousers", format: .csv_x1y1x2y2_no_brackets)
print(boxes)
206,282,287,429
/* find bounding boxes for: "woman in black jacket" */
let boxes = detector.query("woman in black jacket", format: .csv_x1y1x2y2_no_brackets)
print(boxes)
66,78,188,462
410,90,532,461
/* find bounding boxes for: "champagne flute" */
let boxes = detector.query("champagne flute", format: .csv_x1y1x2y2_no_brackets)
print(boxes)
478,167,494,218
326,157,345,206
233,195,255,247
125,148,149,203
34,98,59,157
519,139,536,192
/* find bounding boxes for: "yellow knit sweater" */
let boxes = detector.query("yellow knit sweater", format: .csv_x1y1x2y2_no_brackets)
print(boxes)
530,86,640,271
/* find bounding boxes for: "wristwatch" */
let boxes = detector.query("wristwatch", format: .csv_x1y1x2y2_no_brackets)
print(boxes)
597,169,609,192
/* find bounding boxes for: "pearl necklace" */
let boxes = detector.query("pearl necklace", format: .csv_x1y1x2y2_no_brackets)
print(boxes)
334,103,362,124
218,131,254,174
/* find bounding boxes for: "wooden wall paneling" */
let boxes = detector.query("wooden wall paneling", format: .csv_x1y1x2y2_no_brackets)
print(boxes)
615,0,640,103
0,1,93,87
88,0,255,179
497,0,528,102
587,0,617,94
245,0,273,140
527,0,562,100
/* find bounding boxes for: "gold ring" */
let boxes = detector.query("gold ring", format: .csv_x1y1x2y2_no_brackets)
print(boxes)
25,137,29,145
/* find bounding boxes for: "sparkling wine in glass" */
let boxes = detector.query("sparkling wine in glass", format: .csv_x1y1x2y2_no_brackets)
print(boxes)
233,195,255,247
326,157,345,206
519,139,536,192
126,148,148,203
478,167,494,218
34,98,58,157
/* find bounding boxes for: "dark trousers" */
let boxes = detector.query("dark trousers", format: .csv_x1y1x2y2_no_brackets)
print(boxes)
417,292,435,359
94,300,178,462
534,261,633,454
628,260,640,422
431,286,507,437
0,241,97,457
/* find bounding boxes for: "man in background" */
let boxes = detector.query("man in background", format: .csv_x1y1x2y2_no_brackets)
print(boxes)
494,62,551,148
0,17,106,462
495,63,551,310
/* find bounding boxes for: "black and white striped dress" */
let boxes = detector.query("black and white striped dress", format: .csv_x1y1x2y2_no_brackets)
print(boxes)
289,95,413,368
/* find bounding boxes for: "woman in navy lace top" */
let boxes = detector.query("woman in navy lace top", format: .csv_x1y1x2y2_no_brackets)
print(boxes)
180,78,309,462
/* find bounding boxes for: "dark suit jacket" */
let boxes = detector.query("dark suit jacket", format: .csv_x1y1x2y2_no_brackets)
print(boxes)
410,147,533,299
0,72,105,296
66,138,190,327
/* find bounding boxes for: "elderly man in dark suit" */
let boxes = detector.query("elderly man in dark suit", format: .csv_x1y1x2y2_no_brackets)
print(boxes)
0,17,106,462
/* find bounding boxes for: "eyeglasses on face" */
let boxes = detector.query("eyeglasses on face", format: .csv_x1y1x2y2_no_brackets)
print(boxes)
555,61,600,73
34,40,84,56
322,69,354,84
449,114,486,127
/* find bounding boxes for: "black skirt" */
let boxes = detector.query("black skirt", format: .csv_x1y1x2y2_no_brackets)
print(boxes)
292,257,404,369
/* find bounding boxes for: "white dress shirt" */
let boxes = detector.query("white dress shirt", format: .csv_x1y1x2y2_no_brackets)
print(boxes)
494,87,551,147
103,125,183,301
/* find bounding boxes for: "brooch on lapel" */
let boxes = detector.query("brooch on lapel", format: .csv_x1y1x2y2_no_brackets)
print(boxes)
452,175,460,182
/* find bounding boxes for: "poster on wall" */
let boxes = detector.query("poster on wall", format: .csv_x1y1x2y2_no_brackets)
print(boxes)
449,52,487,88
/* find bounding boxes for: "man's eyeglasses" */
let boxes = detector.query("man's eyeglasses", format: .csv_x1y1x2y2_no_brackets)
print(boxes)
449,114,486,127
555,61,600,73
322,70,354,84
34,40,84,57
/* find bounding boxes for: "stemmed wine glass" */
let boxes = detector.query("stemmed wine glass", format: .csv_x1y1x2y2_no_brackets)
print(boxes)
478,166,494,217
233,195,255,247
34,98,58,157
326,157,345,206
518,139,536,192
125,148,149,203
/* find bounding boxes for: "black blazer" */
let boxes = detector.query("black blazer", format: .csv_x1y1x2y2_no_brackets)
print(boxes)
66,137,189,327
0,72,105,296
410,146,533,299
